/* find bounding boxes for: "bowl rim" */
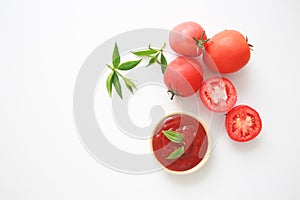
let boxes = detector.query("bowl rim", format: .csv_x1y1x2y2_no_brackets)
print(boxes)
150,112,212,175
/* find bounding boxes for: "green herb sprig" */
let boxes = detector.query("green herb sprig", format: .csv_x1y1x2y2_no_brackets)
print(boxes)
131,43,168,74
106,43,141,99
162,130,185,159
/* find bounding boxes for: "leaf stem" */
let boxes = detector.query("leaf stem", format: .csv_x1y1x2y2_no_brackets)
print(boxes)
160,42,166,51
106,64,125,79
106,64,114,70
131,42,168,74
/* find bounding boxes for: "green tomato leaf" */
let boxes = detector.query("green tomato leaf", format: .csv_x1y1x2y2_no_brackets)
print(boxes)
117,59,142,70
112,73,122,99
124,78,137,94
112,43,120,68
106,72,114,97
162,130,184,143
131,49,157,56
160,53,167,74
167,146,185,160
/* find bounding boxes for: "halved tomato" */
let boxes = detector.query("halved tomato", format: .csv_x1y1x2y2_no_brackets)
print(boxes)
199,77,237,113
225,105,262,142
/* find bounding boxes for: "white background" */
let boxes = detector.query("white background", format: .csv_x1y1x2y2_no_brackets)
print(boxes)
1,0,300,199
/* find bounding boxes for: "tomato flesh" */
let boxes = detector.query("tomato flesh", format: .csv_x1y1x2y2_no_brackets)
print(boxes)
152,114,208,172
199,77,237,112
226,105,262,142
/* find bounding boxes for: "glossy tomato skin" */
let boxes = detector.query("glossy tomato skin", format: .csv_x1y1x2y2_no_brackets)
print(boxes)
203,30,251,73
199,77,237,113
169,22,207,57
164,56,203,98
225,105,262,142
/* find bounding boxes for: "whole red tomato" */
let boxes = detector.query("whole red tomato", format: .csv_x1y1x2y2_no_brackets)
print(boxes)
203,30,252,73
169,22,207,57
164,56,203,99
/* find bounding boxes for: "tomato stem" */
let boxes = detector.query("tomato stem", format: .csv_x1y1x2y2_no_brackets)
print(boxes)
167,90,176,100
193,31,209,49
245,36,254,51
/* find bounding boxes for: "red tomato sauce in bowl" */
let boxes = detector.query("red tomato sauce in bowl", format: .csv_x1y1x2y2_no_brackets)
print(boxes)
151,114,210,174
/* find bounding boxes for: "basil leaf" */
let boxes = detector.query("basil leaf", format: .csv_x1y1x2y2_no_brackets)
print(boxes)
160,53,167,73
112,73,122,99
162,130,184,143
106,72,114,97
112,43,120,68
167,146,184,159
125,83,133,94
117,59,142,70
131,49,157,56
124,78,137,94
146,57,156,67
146,54,159,67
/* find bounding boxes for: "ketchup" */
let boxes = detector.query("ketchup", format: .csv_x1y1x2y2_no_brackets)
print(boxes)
152,114,208,172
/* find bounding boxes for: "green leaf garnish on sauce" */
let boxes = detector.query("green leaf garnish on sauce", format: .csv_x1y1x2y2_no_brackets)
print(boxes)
167,146,185,160
162,130,184,143
162,130,186,160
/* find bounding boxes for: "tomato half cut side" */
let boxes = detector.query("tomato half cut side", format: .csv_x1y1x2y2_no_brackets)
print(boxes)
225,105,262,142
199,77,237,113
